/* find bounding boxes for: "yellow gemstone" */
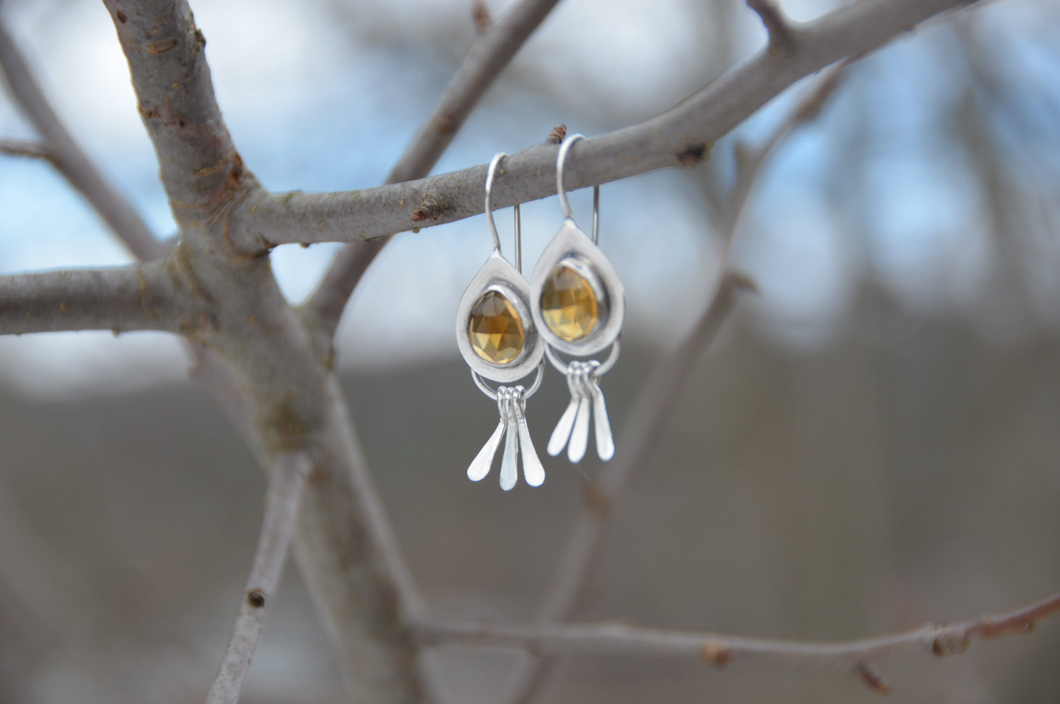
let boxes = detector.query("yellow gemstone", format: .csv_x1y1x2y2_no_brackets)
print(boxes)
469,291,524,364
540,265,599,341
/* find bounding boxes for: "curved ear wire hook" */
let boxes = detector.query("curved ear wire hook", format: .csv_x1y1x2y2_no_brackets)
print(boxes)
556,134,601,245
485,152,524,273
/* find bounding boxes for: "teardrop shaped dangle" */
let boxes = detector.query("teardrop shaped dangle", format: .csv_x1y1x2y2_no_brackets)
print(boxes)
456,153,547,490
531,134,624,463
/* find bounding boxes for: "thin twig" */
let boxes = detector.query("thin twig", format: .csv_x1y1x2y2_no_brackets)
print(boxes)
5,2,425,701
231,0,981,253
388,0,562,186
506,66,849,704
546,124,567,145
0,261,194,335
2,6,422,697
191,353,431,704
98,3,430,699
746,0,795,55
855,661,892,695
415,590,1060,693
305,0,563,338
206,451,312,704
287,375,429,701
305,239,386,344
0,137,50,161
0,20,163,260
319,375,426,618
723,61,849,254
505,274,747,704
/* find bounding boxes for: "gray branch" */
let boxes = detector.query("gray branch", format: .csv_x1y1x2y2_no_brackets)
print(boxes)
101,0,248,225
0,20,163,260
505,66,849,704
305,0,563,339
747,0,795,55
387,0,563,186
99,1,430,699
289,376,427,702
417,590,1060,693
206,451,312,704
229,0,979,252
0,138,50,161
1,1,1016,702
0,261,192,335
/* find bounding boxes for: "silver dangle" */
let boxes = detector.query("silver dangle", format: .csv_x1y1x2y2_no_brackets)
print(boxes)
467,383,546,490
531,134,625,463
456,153,547,490
546,359,615,463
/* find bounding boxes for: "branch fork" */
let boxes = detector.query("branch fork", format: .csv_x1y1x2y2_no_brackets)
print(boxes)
4,2,1042,704
747,0,796,56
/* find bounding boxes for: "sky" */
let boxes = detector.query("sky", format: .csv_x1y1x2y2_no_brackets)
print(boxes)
0,0,1057,399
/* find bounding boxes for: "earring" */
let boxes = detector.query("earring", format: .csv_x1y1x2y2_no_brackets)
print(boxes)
531,134,624,463
455,153,547,491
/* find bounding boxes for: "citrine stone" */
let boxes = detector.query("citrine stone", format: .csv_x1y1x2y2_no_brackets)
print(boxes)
540,265,599,341
469,291,524,364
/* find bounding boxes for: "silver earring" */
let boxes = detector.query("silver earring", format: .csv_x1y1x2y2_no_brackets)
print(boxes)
531,134,625,463
455,153,547,490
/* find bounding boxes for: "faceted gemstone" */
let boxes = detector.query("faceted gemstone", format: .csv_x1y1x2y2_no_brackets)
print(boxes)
540,265,599,341
469,291,524,364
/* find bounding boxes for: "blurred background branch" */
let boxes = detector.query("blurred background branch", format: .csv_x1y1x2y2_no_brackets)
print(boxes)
307,0,564,340
416,589,1060,694
1,0,1059,703
503,62,848,704
0,17,163,260
227,0,981,250
0,136,47,159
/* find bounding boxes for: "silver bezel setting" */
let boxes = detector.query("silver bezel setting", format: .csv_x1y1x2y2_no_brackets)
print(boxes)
456,251,545,383
531,218,625,357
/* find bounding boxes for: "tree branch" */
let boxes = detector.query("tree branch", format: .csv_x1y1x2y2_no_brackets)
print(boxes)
98,2,430,699
746,0,795,55
230,0,979,252
389,0,562,186
0,137,50,161
0,20,164,261
415,591,1060,693
304,238,385,344
287,376,428,702
184,300,430,703
304,0,563,339
724,60,848,248
504,274,746,704
188,342,268,460
0,261,193,335
206,451,312,704
101,0,249,226
505,65,848,704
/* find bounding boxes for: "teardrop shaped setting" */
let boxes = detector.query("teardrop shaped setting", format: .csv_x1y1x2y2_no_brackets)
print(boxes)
457,251,544,382
469,291,524,364
540,265,598,342
530,219,624,357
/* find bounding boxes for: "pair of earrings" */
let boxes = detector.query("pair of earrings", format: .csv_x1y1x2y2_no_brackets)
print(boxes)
455,134,625,491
